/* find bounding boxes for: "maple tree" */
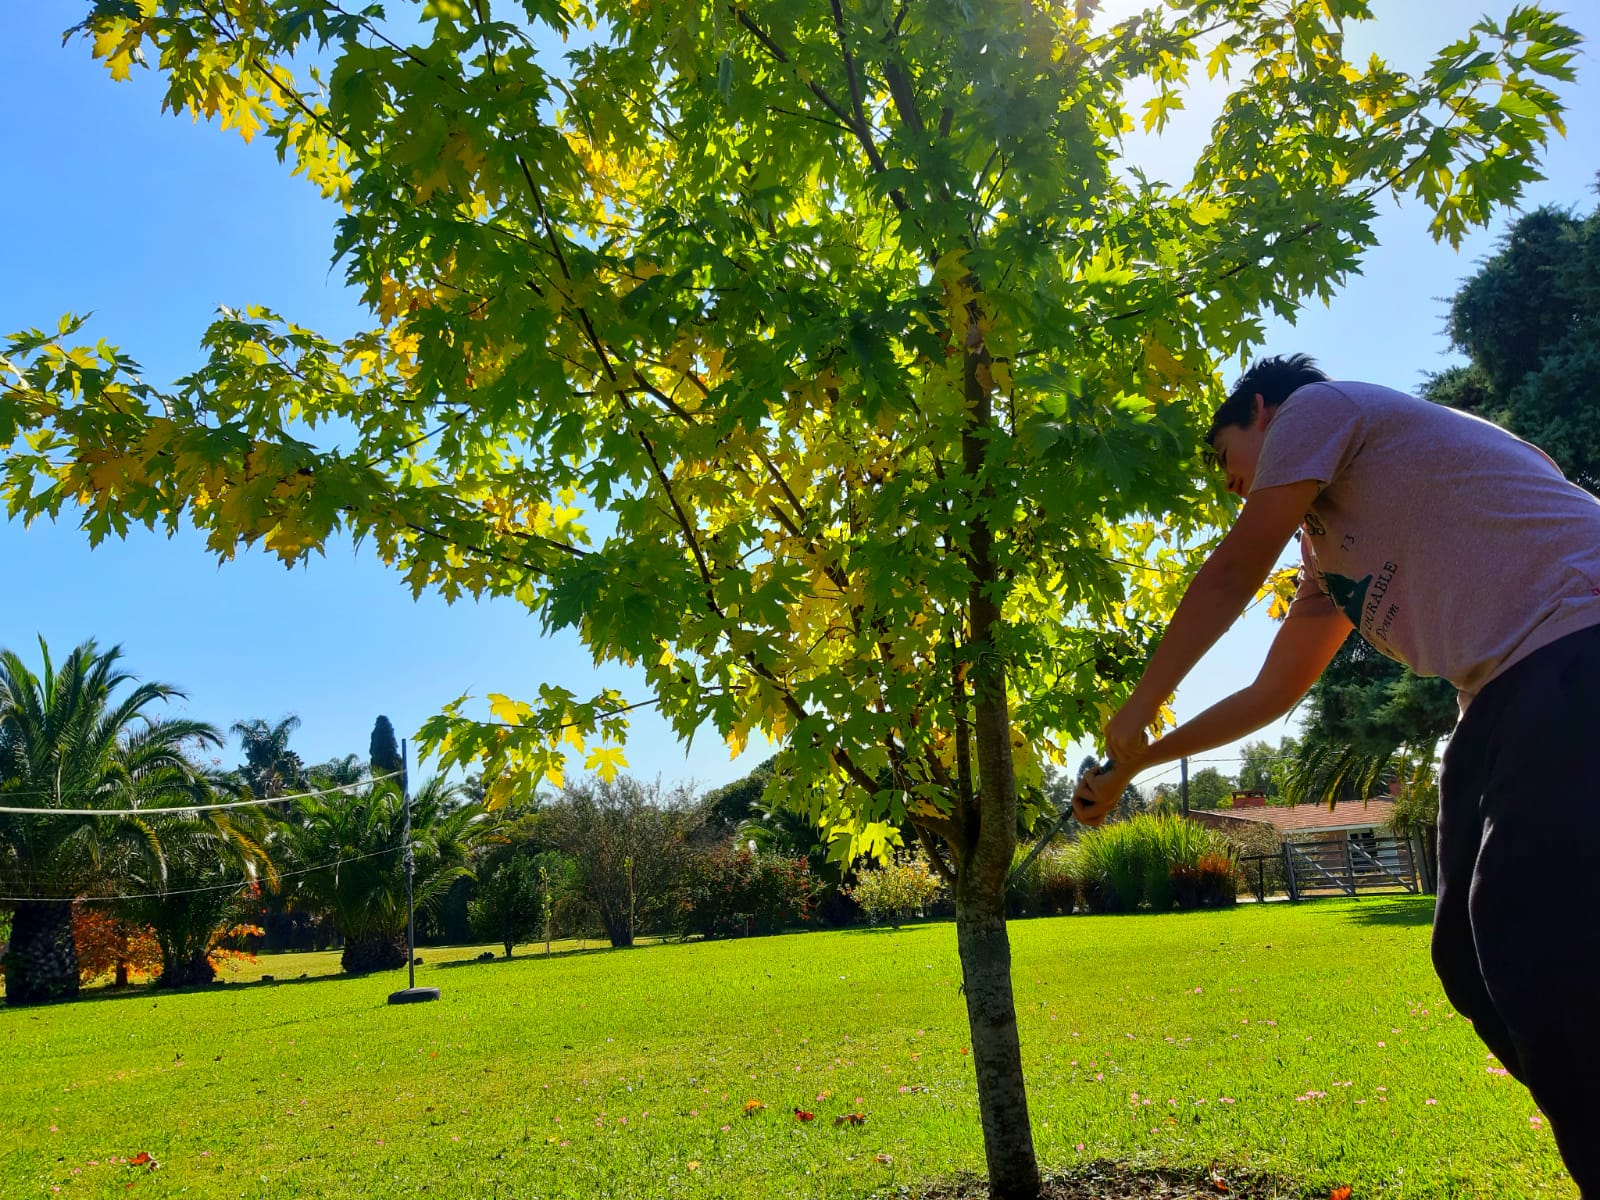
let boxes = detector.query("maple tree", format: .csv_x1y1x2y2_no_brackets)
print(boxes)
0,1,1578,1192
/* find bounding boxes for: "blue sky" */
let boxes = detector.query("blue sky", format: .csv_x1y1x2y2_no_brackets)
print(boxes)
1,2,1595,794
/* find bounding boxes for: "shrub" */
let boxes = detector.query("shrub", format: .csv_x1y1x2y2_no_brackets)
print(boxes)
1006,841,1081,917
847,854,944,927
548,776,697,948
1197,853,1238,906
1171,853,1240,908
1220,822,1288,899
1143,852,1175,913
469,852,544,958
71,907,162,987
675,843,816,939
1070,824,1142,913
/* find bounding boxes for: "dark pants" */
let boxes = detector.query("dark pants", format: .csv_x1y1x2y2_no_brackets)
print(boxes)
1433,623,1600,1198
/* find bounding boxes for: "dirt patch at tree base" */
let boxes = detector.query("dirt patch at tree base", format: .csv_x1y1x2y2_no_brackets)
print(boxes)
895,1163,1305,1200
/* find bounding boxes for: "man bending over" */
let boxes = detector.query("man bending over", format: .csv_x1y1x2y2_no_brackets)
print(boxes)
1073,354,1600,1195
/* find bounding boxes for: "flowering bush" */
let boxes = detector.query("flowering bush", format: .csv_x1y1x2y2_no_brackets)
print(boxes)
675,843,816,939
847,854,944,928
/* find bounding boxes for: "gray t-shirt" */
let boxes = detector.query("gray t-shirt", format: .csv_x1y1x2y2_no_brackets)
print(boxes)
1252,380,1600,706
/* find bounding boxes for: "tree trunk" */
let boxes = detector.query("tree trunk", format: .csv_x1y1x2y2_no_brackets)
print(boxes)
954,343,1042,1197
2,900,80,1005
918,305,1042,1198
601,905,634,948
158,951,217,989
956,689,1043,1200
955,877,1039,1200
340,932,408,974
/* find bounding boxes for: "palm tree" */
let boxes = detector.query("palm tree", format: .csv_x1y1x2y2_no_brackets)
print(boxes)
230,715,306,801
0,638,220,1004
306,754,366,788
1281,740,1397,808
278,776,479,974
116,772,278,988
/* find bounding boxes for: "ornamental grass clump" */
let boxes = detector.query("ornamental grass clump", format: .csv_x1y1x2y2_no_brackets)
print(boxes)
1070,815,1236,913
1004,844,1080,917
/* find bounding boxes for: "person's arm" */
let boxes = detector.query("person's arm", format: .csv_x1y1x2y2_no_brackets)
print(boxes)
1102,479,1322,764
1072,604,1351,825
1137,602,1351,769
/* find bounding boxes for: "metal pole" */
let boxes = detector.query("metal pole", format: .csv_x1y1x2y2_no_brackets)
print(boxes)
387,736,439,1004
403,737,415,991
1180,756,1189,816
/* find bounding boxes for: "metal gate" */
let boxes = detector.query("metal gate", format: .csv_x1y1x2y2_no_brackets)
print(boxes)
1282,834,1419,899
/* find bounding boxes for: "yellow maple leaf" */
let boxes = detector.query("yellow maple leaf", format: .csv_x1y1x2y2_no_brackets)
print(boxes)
584,745,629,782
263,520,321,559
487,693,530,726
726,712,756,759
1256,565,1299,621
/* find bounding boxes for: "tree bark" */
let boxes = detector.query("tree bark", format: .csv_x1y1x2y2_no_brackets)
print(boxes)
954,687,1043,1200
952,302,1041,1200
955,876,1039,1200
603,912,635,949
2,900,80,1006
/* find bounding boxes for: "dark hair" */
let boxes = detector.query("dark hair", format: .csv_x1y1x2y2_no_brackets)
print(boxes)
1206,353,1328,444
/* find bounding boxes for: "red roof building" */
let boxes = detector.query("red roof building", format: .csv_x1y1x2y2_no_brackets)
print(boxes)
1191,794,1426,896
1189,797,1398,840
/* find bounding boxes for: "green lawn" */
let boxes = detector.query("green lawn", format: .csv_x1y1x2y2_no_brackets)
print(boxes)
0,899,1574,1199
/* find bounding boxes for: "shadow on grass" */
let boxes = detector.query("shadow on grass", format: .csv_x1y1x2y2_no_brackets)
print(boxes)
433,944,617,969
1327,895,1437,928
915,1162,1291,1200
841,919,944,936
3,967,375,1010
7,941,621,1009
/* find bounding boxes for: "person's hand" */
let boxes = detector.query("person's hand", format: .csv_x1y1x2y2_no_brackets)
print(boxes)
1073,760,1133,828
1102,701,1154,767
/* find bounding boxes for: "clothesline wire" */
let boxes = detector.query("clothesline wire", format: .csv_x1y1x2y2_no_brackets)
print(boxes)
0,770,404,818
0,844,402,904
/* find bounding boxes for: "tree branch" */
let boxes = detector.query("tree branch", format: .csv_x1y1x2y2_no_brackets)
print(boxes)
734,3,909,216
732,7,856,128
916,822,959,885
882,57,924,138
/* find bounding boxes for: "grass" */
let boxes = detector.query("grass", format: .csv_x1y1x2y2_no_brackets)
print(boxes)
0,898,1575,1199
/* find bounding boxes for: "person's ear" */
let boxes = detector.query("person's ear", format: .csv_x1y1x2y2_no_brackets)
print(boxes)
1254,393,1273,430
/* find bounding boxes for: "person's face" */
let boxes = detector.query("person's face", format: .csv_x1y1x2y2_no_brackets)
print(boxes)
1209,394,1275,497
